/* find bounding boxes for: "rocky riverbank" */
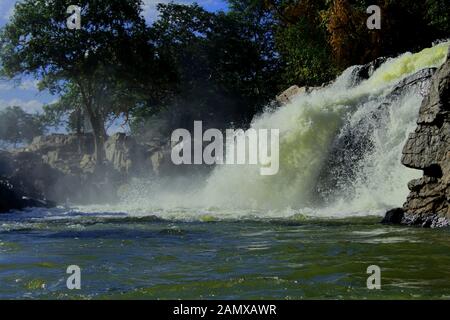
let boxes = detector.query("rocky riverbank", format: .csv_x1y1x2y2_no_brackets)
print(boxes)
383,48,450,228
0,133,176,213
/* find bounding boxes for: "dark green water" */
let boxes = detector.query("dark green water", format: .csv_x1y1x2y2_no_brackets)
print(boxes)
1,209,450,299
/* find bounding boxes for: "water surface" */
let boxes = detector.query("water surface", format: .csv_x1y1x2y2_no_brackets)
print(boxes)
1,209,449,299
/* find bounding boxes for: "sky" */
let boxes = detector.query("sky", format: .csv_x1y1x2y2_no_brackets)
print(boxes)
0,0,228,116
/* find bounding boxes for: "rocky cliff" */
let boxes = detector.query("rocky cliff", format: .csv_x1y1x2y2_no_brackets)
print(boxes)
384,49,450,228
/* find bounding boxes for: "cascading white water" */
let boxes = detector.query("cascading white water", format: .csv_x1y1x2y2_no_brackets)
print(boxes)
322,84,428,214
80,42,449,219
195,42,449,213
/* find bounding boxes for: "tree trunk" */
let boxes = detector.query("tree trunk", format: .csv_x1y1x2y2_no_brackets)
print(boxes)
82,102,106,166
78,81,107,167
89,113,107,166
75,107,82,154
75,107,82,135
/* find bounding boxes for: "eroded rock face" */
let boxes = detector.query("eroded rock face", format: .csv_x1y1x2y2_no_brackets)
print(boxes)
398,50,450,227
23,133,154,176
105,133,151,175
25,134,95,175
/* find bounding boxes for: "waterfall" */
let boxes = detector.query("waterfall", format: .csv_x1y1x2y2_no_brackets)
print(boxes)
83,41,449,219
195,41,449,214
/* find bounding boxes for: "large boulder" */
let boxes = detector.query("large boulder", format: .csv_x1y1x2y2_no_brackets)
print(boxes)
0,177,55,213
1,150,62,200
276,85,323,105
385,49,450,227
0,177,27,213
350,56,389,85
276,86,307,104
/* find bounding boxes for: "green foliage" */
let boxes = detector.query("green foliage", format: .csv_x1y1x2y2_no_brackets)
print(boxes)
230,0,339,86
131,2,282,138
426,0,450,36
276,16,337,86
0,106,44,147
40,82,87,133
265,0,450,85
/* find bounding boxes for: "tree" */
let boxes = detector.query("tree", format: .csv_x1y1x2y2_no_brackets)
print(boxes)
0,0,160,165
0,106,44,147
324,0,450,69
40,82,87,135
225,0,282,107
426,0,450,36
131,3,282,139
326,0,368,68
232,0,450,87
231,0,338,87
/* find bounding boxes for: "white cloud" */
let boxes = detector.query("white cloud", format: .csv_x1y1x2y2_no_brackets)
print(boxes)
0,98,44,113
19,79,39,90
0,79,39,91
0,80,15,91
0,83,11,90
